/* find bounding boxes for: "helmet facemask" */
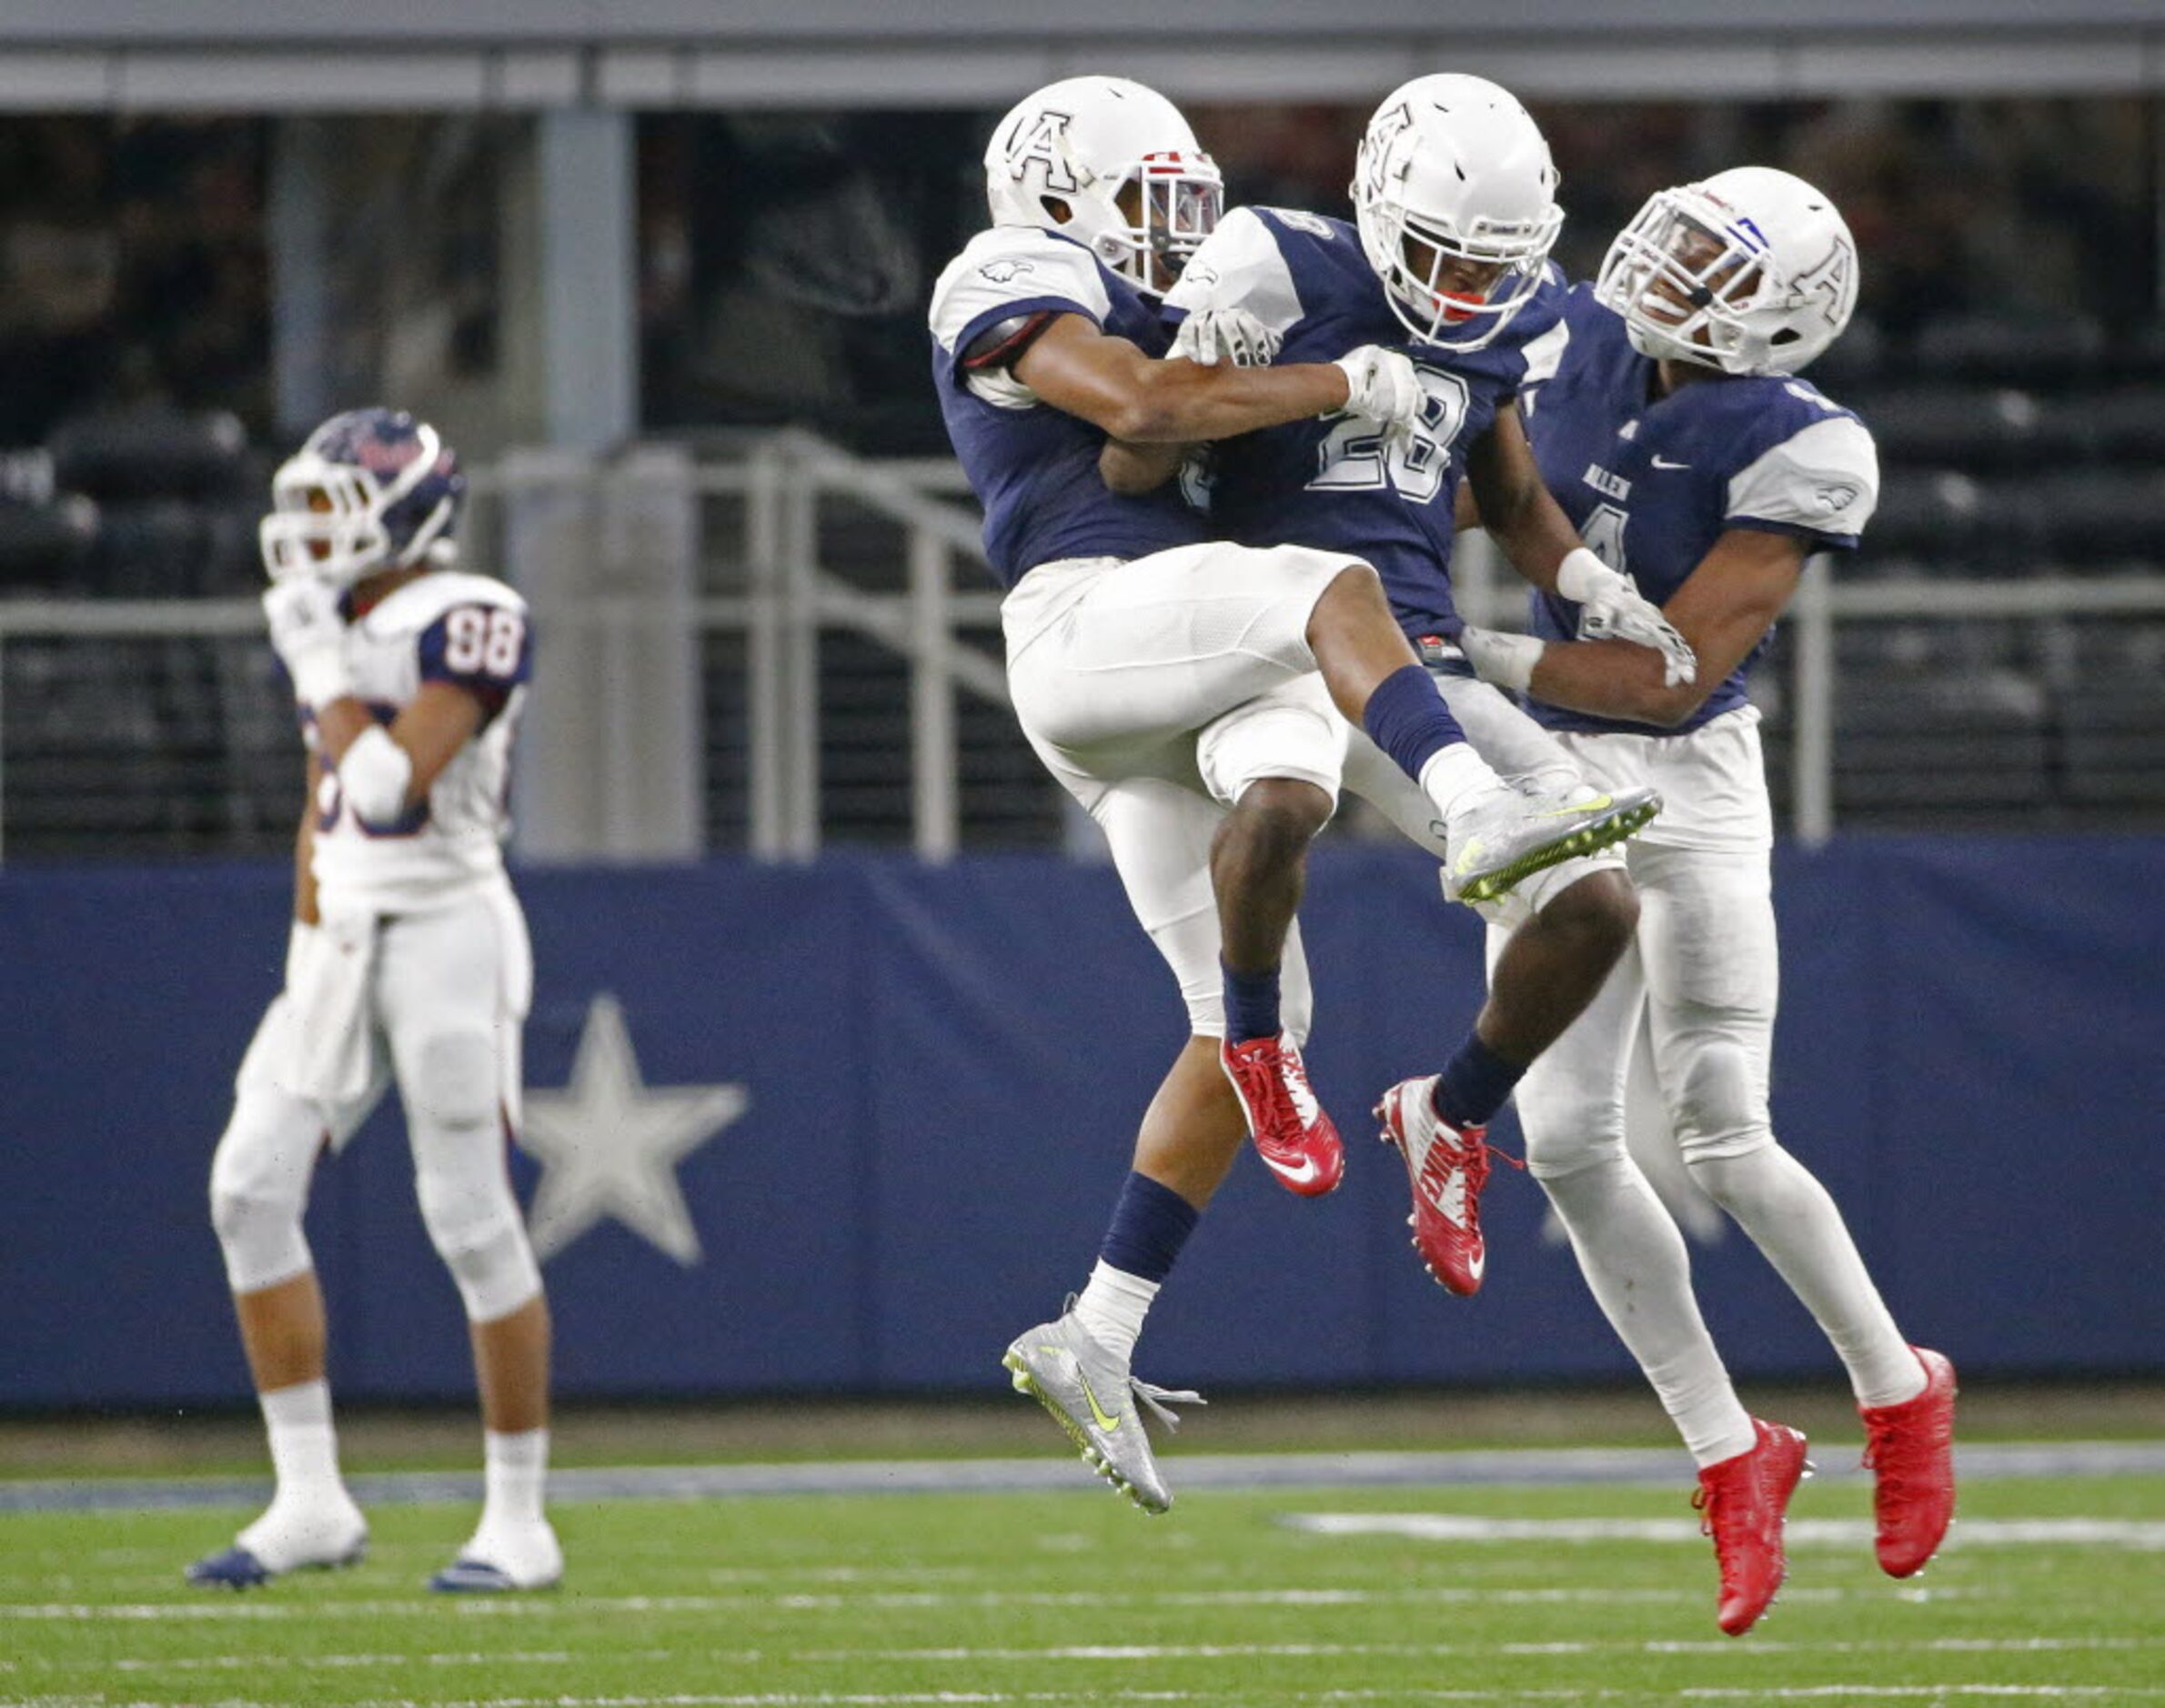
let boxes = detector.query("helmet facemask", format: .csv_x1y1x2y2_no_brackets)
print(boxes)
1363,194,1561,349
1119,152,1224,293
1031,146,1223,296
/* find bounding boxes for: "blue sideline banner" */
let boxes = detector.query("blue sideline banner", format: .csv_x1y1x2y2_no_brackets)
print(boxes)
1,837,2159,1409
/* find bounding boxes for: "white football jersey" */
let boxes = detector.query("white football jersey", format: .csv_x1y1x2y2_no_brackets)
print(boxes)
299,568,530,914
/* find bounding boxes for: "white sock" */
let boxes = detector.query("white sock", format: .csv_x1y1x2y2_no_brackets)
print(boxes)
260,1379,344,1502
1690,1143,1925,1409
482,1428,550,1531
1541,1156,1758,1467
1071,1261,1159,1364
1419,743,1506,822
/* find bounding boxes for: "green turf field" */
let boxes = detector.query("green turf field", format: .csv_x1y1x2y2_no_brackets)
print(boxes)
4,1463,2161,1705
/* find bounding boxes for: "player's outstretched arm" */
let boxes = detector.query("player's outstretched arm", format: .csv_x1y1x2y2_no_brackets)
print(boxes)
1465,529,1806,728
1013,313,1360,445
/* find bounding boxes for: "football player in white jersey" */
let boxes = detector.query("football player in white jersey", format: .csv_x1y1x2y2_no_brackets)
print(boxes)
1453,170,1957,1634
186,409,559,1594
934,75,1660,1514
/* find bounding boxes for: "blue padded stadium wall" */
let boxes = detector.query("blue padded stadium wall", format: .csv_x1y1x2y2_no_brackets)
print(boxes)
1,835,2159,1409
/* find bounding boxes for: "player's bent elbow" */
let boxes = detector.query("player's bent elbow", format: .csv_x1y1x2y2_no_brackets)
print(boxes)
1637,684,1711,728
1100,396,1177,444
1100,363,1207,443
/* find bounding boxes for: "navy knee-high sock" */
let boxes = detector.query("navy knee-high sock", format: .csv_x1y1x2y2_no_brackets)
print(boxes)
1362,664,1466,783
1221,959,1282,1046
1098,1171,1202,1282
1432,1031,1524,1131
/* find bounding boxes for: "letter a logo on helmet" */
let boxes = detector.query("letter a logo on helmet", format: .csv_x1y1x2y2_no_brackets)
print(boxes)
1003,108,1081,194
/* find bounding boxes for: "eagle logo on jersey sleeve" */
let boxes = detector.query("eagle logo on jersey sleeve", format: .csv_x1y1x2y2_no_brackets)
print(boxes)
1274,209,1336,240
978,258,1036,285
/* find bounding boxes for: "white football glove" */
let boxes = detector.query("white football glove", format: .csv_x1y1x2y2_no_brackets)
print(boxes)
1556,548,1697,688
1455,625,1546,695
262,576,352,707
1331,346,1425,446
1172,306,1284,369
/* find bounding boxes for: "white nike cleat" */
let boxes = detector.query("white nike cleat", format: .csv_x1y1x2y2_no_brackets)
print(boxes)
430,1517,563,1592
1443,780,1661,905
1002,1309,1203,1515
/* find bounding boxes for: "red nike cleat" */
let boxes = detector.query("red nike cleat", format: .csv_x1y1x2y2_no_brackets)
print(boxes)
1373,1075,1520,1295
1859,1346,1958,1578
1694,1418,1811,1637
1221,1034,1343,1197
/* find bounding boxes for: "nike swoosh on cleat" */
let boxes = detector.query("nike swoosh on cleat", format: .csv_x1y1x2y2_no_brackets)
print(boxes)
1533,793,1613,818
1075,1368,1123,1433
1262,1152,1321,1185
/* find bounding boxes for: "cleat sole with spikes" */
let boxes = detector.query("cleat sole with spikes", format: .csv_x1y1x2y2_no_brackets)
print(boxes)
1454,794,1661,905
1003,1349,1167,1516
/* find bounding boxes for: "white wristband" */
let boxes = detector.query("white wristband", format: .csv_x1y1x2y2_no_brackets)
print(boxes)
1555,547,1622,605
337,724,415,828
288,648,352,708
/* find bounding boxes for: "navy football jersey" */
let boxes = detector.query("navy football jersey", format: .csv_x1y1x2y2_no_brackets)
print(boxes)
929,226,1207,588
1520,284,1879,737
1163,206,1567,641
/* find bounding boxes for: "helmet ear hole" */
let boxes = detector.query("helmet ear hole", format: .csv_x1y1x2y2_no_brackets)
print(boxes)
1040,195,1072,225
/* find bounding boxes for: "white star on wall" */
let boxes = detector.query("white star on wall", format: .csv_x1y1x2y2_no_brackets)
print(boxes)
519,992,750,1265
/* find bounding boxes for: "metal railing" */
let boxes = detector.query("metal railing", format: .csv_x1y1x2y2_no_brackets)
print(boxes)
2,427,2161,863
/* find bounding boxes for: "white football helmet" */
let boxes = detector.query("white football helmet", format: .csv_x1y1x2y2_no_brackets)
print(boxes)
1352,74,1564,351
1596,166,1859,377
982,75,1223,296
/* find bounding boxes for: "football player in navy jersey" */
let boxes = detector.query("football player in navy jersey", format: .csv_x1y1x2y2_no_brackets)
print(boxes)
1138,75,1688,1302
186,410,559,1595
1452,168,1956,1634
933,75,1656,1513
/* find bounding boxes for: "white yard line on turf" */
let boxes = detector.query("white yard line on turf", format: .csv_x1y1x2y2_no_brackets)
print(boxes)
10,1689,2162,1707
26,1634,2156,1675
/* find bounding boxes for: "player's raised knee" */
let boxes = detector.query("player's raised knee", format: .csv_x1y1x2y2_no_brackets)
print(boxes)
1542,867,1640,959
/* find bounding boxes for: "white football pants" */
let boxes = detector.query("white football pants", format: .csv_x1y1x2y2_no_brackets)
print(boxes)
1003,544,1362,1040
209,879,542,1325
1493,709,1918,1453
